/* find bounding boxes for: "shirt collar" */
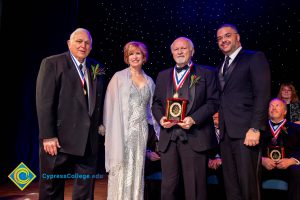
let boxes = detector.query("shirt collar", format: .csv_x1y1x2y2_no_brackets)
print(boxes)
70,51,86,67
225,46,242,63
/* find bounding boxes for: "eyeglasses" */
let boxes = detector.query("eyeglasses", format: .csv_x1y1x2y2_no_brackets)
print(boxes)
216,33,238,42
282,89,292,92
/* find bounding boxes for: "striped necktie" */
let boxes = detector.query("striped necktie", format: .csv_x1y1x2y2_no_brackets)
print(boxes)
223,56,231,75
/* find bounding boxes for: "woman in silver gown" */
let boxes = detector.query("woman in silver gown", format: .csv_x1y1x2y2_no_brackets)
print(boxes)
103,41,159,200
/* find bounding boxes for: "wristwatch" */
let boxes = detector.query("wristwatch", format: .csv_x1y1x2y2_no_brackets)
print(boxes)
251,128,259,133
291,158,300,165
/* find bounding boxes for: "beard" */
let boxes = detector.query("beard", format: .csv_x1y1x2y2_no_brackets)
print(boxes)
174,57,187,65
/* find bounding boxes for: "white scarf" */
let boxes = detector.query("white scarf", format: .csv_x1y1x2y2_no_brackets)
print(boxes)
103,67,160,173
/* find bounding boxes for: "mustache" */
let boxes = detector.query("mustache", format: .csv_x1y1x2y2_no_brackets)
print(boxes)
221,41,230,46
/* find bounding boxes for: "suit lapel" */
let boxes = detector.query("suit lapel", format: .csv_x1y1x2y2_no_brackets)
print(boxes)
222,50,244,91
166,68,173,99
66,52,90,113
186,67,195,114
86,60,97,116
217,63,226,91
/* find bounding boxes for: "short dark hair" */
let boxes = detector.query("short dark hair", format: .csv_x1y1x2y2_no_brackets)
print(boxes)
217,23,239,33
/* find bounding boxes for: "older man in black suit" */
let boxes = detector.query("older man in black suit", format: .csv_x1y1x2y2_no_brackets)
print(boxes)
216,23,271,200
152,37,219,200
262,98,300,200
36,28,106,200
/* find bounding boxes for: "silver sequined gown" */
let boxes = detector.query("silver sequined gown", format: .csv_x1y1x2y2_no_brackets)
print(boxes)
107,83,150,200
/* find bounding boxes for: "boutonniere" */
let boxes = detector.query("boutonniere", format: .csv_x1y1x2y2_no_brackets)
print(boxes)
281,126,288,134
91,64,105,80
189,74,201,88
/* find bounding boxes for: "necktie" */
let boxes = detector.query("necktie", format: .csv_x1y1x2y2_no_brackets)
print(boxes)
79,64,89,105
215,128,220,143
222,56,231,75
83,68,88,95
79,64,84,72
79,64,87,91
175,65,189,73
271,121,280,126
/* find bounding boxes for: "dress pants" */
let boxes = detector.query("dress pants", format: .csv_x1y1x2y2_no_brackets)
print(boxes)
160,140,207,200
220,132,261,200
39,142,98,200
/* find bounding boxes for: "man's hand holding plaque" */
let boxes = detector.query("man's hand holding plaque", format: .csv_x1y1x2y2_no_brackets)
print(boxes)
160,115,195,130
160,116,176,129
177,116,195,130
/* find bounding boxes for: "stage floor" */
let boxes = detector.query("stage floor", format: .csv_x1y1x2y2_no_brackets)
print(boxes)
0,177,108,200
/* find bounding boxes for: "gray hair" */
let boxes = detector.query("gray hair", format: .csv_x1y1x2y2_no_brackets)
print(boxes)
70,28,93,44
170,37,194,51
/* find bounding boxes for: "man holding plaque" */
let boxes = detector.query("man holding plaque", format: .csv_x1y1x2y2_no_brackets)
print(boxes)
261,98,300,200
152,37,219,200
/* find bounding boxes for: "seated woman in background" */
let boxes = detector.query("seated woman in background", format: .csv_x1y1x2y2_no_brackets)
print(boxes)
277,83,300,124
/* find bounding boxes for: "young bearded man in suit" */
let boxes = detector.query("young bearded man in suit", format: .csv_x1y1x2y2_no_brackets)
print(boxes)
216,23,271,200
152,37,219,200
36,28,106,200
262,98,300,200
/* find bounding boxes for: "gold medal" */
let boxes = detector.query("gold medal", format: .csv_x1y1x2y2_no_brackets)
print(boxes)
173,92,178,98
83,89,87,95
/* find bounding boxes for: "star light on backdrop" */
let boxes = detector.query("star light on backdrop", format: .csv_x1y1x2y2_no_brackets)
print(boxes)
78,0,300,94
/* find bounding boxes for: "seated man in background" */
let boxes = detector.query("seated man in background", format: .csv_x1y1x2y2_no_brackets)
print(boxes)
207,112,225,199
261,98,300,200
208,112,222,170
144,125,184,200
145,125,161,177
144,124,161,200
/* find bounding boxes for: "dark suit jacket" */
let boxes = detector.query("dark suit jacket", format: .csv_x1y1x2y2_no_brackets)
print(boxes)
36,51,106,156
152,64,219,152
218,49,271,139
262,121,300,161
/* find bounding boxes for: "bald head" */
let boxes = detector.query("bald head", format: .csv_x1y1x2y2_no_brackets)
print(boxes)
268,98,287,123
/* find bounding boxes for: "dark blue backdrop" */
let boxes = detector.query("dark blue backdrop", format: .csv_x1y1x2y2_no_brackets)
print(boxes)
1,0,299,183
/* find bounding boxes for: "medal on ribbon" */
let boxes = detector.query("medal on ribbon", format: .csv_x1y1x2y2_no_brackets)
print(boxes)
267,119,286,161
172,63,192,98
164,63,192,123
269,119,287,141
